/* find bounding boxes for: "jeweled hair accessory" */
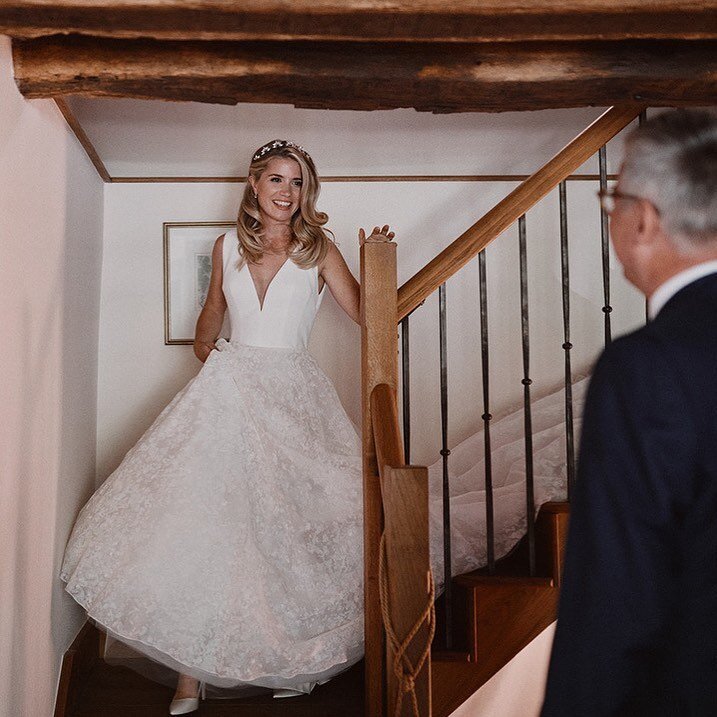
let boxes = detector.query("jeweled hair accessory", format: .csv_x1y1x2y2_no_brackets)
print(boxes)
252,139,311,162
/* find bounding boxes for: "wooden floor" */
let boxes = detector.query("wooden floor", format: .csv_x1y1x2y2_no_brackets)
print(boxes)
69,659,364,717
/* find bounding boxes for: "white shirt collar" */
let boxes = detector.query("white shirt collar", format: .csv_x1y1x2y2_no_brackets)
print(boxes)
648,260,717,319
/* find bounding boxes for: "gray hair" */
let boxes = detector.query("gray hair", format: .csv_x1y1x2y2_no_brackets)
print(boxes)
620,109,717,252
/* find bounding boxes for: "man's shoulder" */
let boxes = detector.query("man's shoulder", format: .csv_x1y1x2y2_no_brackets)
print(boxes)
588,328,683,408
592,288,716,408
603,273,717,368
652,272,717,338
596,327,665,373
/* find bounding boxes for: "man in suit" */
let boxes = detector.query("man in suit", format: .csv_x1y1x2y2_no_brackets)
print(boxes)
542,109,717,715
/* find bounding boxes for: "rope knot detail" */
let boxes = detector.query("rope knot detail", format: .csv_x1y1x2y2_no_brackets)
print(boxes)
379,532,436,717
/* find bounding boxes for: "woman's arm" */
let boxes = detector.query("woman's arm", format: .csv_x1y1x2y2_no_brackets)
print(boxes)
193,235,228,362
320,225,395,325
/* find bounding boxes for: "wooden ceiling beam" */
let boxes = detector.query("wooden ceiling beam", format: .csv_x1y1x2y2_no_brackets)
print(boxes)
1,1,716,43
12,36,717,113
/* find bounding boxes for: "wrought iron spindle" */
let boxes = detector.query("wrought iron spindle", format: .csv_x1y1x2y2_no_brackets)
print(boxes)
438,282,453,647
401,316,411,463
478,250,495,574
559,181,577,500
518,215,536,576
598,145,613,345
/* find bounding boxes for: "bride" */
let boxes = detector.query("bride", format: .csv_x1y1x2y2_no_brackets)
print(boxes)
61,139,394,714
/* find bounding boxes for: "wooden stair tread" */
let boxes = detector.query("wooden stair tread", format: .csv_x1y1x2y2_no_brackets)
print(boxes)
537,501,570,514
431,659,507,717
454,573,555,587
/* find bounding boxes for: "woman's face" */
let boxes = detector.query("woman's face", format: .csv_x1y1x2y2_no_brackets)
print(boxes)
250,157,303,225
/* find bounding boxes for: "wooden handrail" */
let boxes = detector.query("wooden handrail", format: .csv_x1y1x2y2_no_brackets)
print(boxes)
397,104,644,320
371,383,405,473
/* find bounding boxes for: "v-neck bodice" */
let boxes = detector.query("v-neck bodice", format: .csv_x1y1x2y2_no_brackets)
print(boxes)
222,228,325,349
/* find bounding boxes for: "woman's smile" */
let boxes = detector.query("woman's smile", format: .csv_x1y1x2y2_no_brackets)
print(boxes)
250,157,303,224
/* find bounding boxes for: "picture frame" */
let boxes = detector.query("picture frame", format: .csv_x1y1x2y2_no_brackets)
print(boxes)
163,221,235,345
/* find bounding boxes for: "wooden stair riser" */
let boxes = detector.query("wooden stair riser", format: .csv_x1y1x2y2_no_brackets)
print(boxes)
535,502,570,587
466,582,558,664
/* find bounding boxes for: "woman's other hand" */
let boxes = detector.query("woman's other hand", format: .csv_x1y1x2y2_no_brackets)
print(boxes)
193,340,216,363
359,225,395,245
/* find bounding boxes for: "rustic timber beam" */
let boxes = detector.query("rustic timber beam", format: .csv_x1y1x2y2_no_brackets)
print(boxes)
12,36,717,112
1,1,716,43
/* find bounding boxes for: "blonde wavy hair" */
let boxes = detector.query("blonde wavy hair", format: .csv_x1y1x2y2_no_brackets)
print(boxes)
236,142,333,269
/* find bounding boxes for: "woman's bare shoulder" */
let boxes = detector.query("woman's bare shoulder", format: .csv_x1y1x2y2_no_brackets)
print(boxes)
319,240,344,272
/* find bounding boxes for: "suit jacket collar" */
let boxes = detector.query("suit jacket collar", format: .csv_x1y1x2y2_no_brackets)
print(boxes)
649,260,717,319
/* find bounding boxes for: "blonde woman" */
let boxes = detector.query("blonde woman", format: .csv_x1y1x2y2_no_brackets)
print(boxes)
61,140,393,714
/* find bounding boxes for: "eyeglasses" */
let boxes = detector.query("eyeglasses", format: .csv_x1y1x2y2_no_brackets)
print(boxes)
597,188,649,215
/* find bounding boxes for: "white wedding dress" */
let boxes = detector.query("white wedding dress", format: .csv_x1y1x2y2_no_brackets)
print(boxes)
61,226,587,694
61,229,365,692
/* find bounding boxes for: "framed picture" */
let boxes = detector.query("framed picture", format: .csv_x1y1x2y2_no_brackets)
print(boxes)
163,221,235,344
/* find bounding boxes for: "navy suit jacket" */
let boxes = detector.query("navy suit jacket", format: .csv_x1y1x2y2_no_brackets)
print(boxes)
542,273,717,716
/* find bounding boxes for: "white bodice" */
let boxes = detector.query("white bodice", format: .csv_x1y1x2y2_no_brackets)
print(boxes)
221,228,325,349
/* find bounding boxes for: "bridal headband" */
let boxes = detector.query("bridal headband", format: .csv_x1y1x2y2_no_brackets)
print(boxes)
252,139,311,163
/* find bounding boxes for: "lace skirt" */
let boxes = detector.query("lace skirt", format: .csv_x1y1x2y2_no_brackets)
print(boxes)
61,338,585,689
61,340,365,689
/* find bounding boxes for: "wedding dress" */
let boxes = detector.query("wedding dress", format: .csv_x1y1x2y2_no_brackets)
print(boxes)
61,226,587,694
61,228,365,691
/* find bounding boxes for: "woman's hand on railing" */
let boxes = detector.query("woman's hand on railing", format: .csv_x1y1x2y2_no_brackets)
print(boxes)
359,225,395,245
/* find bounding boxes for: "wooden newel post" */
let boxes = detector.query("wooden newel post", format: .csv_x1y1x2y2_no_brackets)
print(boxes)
361,240,398,717
381,465,432,717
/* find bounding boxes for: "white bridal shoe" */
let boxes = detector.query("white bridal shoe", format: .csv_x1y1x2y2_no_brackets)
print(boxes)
169,681,205,715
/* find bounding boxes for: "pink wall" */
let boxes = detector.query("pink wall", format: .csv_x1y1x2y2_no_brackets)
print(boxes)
450,624,555,717
0,35,103,717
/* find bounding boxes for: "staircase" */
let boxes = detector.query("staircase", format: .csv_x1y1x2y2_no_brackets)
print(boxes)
57,106,638,717
362,106,643,717
431,503,569,716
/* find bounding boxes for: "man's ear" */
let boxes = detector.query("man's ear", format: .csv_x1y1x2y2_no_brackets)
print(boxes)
634,199,662,247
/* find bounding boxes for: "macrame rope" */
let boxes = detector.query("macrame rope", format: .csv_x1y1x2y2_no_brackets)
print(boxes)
379,532,436,717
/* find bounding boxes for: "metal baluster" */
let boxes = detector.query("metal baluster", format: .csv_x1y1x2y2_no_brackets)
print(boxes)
478,250,495,574
518,215,536,576
438,282,453,647
598,145,613,345
559,181,576,500
401,316,411,463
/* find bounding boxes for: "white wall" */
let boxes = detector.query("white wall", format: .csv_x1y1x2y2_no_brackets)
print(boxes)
0,35,104,717
69,97,627,179
98,168,644,480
